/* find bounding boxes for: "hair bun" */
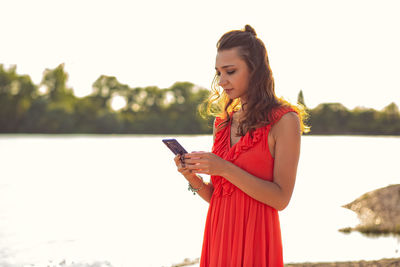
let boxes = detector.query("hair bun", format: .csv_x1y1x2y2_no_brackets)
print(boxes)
244,24,257,37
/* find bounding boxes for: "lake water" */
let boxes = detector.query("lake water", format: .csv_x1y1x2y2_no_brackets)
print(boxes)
0,135,399,267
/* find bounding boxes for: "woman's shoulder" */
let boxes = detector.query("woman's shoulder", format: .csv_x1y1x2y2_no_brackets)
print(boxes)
213,114,229,140
269,106,301,139
268,105,298,126
274,111,300,128
213,116,224,130
213,111,234,128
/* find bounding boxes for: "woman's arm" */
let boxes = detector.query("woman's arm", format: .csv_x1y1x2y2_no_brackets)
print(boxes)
184,113,301,210
179,171,214,203
173,118,217,203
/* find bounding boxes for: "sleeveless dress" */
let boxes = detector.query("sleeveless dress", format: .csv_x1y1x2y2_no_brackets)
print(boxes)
200,107,296,267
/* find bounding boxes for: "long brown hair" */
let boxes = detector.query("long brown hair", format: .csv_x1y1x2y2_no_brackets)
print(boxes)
199,24,309,136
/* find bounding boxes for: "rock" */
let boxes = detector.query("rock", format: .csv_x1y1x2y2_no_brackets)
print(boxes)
341,184,400,235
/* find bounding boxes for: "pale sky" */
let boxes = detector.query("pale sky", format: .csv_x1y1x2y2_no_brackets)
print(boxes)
1,0,399,110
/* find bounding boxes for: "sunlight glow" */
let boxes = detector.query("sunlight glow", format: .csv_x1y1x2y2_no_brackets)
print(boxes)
110,95,126,111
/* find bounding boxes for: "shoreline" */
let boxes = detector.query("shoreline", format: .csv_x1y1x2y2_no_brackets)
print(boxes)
285,257,400,266
171,257,400,267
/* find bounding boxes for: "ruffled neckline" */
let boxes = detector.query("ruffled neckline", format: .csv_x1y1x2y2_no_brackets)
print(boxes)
211,107,296,197
226,112,269,162
212,111,270,197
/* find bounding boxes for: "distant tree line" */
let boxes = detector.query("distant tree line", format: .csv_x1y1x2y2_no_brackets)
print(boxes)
0,64,212,134
1,64,399,135
297,90,400,135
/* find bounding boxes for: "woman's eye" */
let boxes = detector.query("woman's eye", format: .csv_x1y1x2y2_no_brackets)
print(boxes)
215,70,235,76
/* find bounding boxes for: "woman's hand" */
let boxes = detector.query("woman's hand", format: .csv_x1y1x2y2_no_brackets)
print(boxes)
174,154,193,176
183,151,227,176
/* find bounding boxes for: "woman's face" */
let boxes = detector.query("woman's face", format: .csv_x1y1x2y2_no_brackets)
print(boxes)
215,48,250,103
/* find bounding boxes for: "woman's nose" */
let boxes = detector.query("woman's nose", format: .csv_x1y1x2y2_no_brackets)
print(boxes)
218,76,227,87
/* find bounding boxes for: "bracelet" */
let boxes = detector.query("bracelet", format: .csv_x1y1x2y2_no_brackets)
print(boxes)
188,175,204,195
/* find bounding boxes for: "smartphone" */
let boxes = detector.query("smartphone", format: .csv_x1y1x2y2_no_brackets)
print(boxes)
162,139,188,155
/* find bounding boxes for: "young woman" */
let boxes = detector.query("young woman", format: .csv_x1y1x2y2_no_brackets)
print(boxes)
173,25,308,267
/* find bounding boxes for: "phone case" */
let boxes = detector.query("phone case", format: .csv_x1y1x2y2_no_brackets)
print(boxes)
162,139,188,155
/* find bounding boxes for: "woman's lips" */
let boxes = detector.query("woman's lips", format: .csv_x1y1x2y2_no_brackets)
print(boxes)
224,88,233,93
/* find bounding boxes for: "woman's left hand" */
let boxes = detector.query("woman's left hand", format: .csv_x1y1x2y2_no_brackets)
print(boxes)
183,151,227,176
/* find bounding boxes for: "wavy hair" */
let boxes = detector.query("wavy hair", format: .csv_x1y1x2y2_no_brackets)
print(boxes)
199,24,309,136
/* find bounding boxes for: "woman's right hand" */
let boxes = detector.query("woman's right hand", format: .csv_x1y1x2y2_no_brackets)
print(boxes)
174,154,192,177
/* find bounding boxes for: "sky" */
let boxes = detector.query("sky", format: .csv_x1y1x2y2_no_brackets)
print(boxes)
1,0,399,110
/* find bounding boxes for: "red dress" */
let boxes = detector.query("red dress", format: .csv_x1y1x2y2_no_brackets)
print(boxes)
200,107,296,267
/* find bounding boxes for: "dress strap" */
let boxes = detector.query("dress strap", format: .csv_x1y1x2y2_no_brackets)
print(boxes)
268,106,298,126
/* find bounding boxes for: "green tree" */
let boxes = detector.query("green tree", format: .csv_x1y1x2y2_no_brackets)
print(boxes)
0,64,38,132
297,90,306,107
36,64,76,132
165,82,205,134
377,102,400,134
348,107,378,134
309,103,350,134
92,75,129,109
40,63,73,102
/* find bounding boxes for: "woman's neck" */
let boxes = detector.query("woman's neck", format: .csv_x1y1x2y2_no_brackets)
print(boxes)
232,109,243,123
